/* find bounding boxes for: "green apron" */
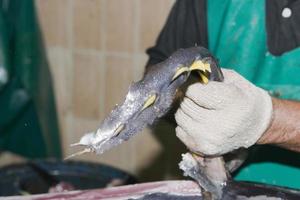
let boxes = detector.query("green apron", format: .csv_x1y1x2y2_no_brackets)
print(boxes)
208,0,300,189
0,0,62,158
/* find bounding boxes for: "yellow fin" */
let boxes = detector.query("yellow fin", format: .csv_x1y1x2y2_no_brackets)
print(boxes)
172,66,190,81
114,124,125,136
190,60,211,73
199,71,209,84
142,94,157,110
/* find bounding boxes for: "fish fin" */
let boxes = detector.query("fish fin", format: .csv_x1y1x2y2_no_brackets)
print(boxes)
190,60,211,73
141,94,157,111
113,124,125,137
172,66,190,81
199,71,209,84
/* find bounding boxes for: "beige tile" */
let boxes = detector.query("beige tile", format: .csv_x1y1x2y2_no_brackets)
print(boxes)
105,0,135,52
47,47,72,146
138,0,174,51
104,55,134,114
133,53,148,81
58,112,73,156
72,52,104,119
47,47,72,117
36,0,70,47
73,0,102,50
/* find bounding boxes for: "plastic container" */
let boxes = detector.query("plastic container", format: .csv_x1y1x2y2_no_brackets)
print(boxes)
0,160,136,196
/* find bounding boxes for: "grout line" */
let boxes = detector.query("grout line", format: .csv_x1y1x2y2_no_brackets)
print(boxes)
72,50,142,58
133,0,142,82
133,0,139,54
66,0,75,156
100,0,106,53
73,48,145,59
99,0,107,120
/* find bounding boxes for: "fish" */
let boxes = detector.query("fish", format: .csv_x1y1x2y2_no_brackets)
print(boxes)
67,46,223,157
68,47,300,199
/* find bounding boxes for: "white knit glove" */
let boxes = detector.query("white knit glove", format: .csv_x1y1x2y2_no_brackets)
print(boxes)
175,69,273,156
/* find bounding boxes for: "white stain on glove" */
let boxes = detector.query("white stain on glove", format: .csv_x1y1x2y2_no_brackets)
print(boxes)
175,69,273,156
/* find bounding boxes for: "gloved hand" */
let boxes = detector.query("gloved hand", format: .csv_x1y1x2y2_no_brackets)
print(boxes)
175,69,273,156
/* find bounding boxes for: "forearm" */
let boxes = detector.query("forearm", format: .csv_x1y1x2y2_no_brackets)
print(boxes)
258,97,300,152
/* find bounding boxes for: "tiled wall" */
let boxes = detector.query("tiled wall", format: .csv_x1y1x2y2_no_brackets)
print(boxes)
32,0,186,181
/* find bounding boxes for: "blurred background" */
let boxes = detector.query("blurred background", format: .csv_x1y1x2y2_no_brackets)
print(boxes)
0,0,190,183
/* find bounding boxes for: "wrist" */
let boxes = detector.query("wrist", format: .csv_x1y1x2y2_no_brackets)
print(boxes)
257,97,300,152
257,97,281,145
